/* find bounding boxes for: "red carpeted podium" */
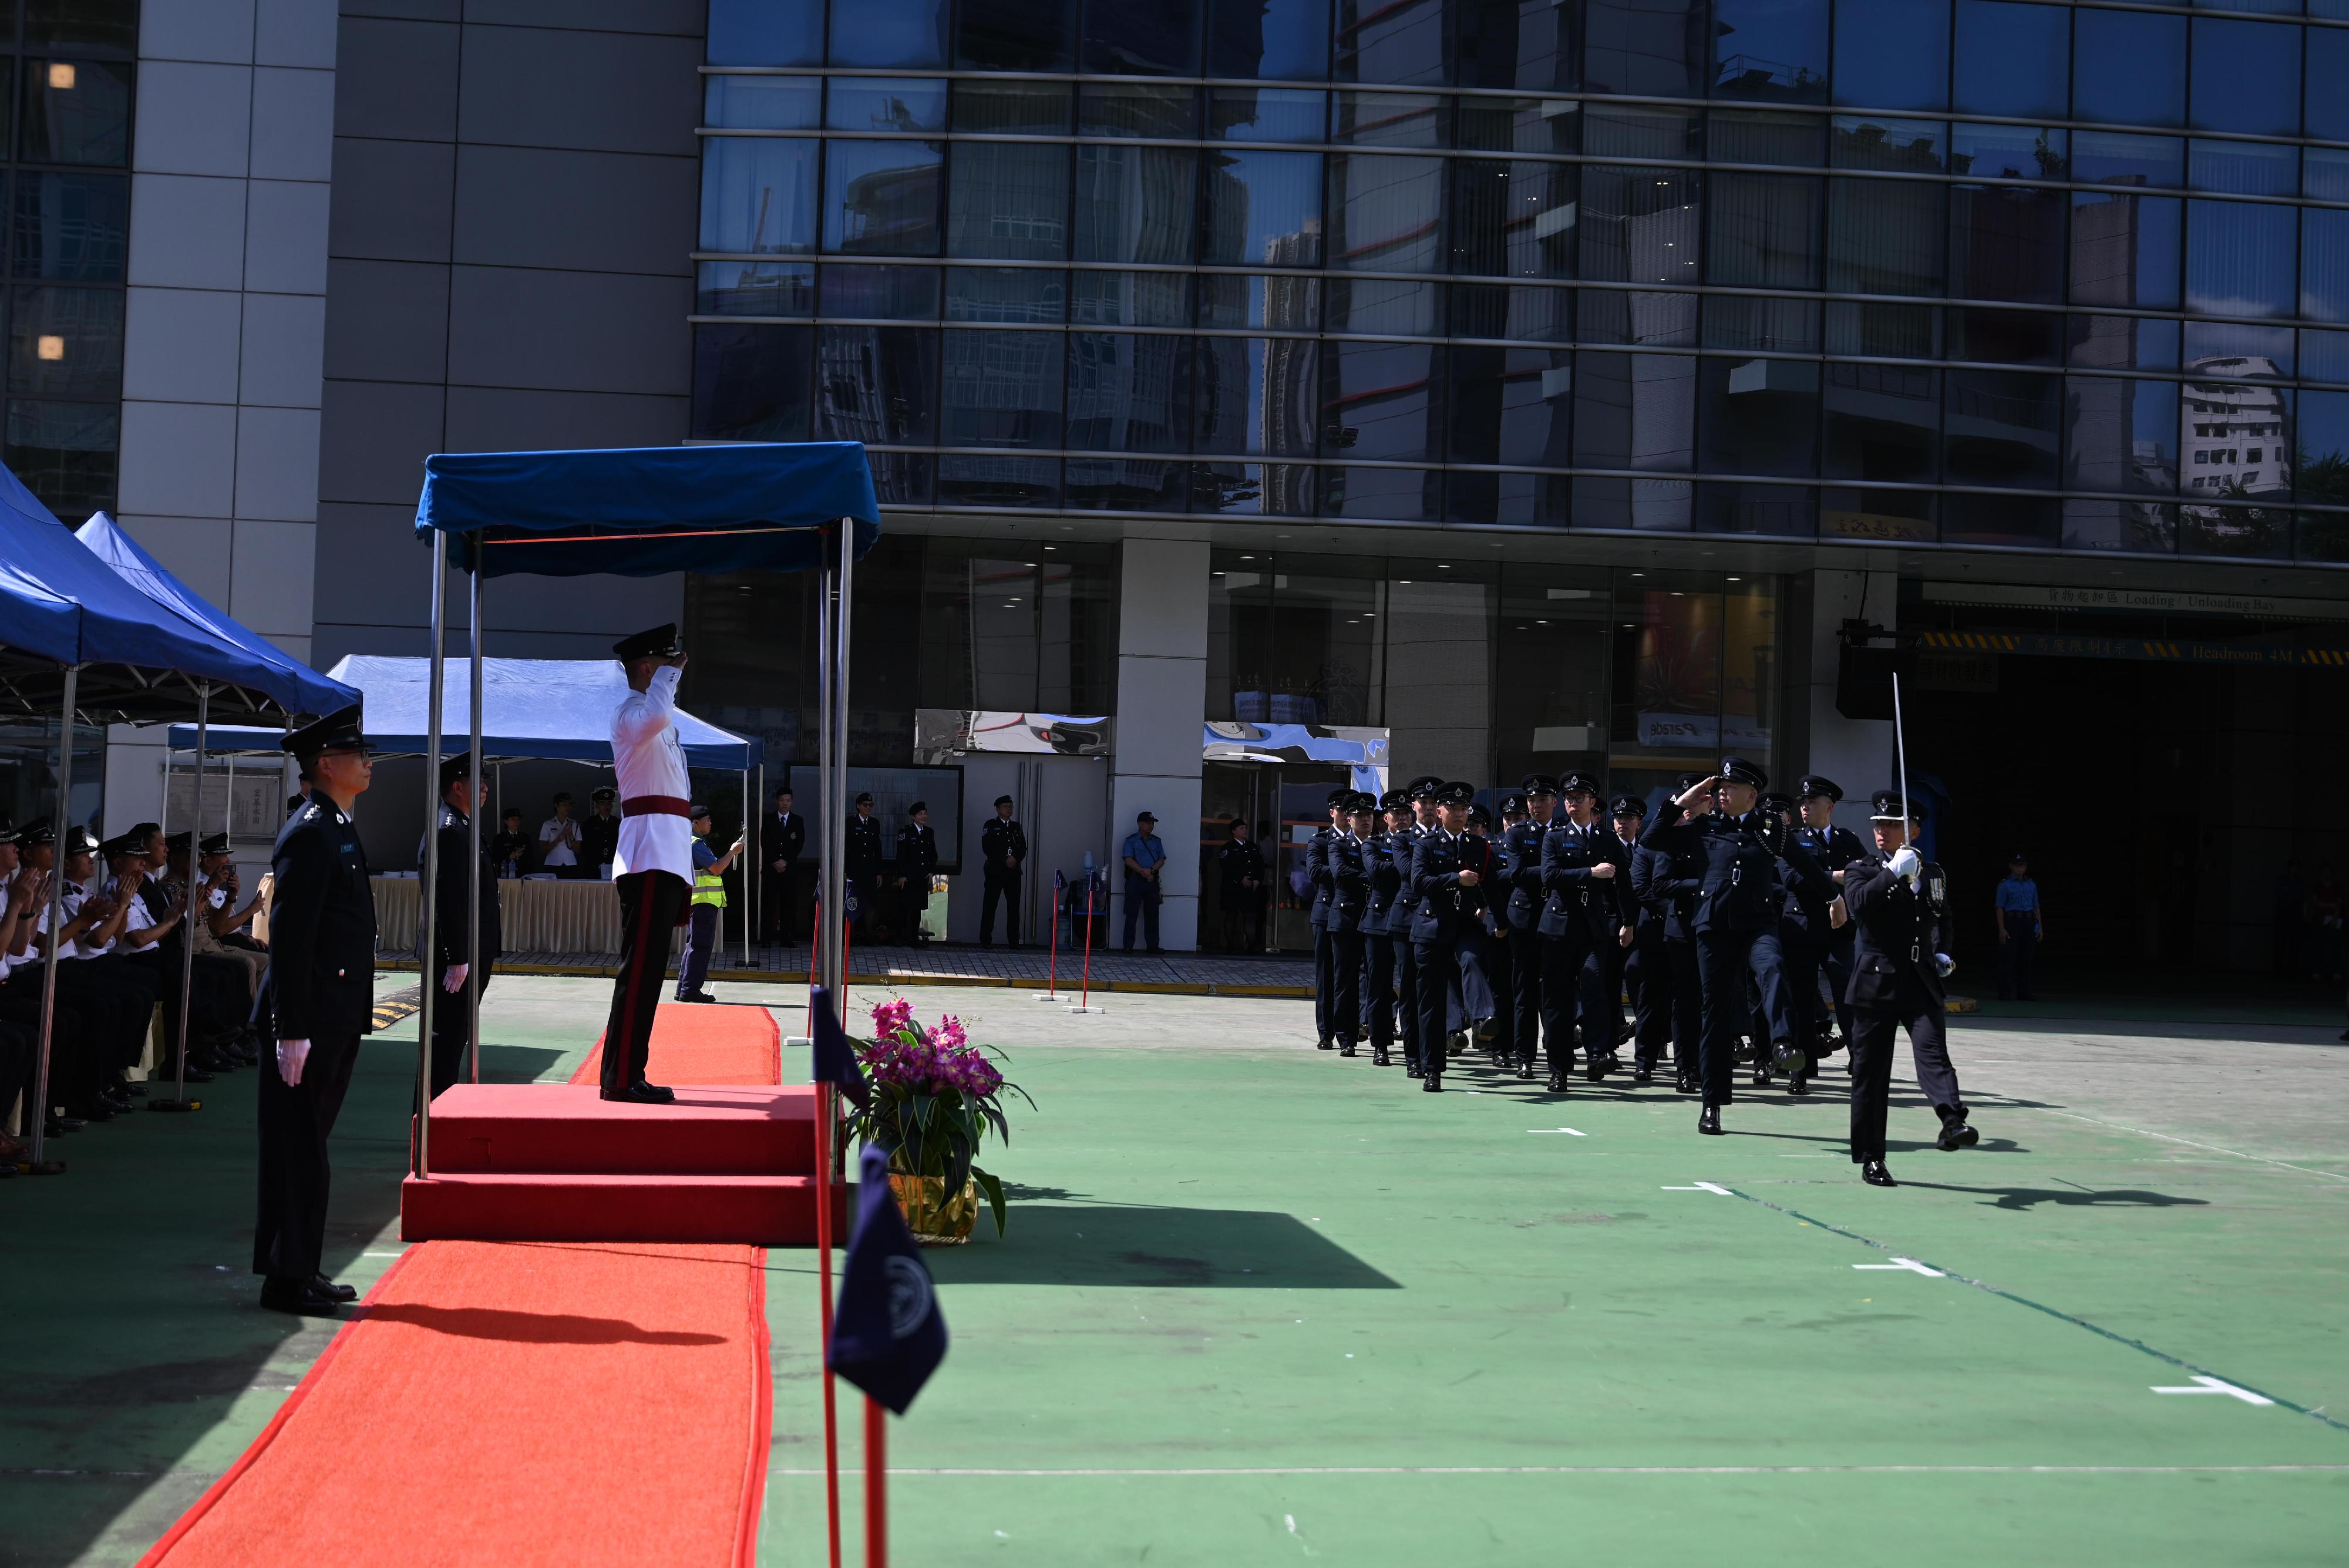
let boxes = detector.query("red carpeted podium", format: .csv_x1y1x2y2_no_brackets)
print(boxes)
401,1084,842,1245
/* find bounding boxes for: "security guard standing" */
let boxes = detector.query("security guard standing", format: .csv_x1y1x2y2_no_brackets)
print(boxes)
978,795,1027,947
1537,772,1624,1091
1407,781,1483,1092
678,804,745,1002
1614,795,1671,1084
255,704,378,1316
1323,794,1373,1055
896,802,940,945
1499,776,1556,1082
1216,817,1268,953
422,752,502,1096
1359,790,1409,1066
760,785,805,945
1843,790,1978,1186
844,792,884,939
1795,775,1868,1048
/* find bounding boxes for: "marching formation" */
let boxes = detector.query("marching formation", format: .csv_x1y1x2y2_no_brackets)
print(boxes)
1305,762,1980,1187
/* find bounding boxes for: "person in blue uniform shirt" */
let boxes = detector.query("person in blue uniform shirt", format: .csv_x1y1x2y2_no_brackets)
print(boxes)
1407,782,1486,1093
1994,852,2042,1001
255,704,378,1315
678,803,746,1002
1843,791,1978,1186
1306,788,1349,1048
1499,776,1557,1083
1613,794,1672,1085
1537,772,1626,1091
1320,793,1374,1055
1795,775,1868,1047
422,751,502,1095
978,795,1027,947
895,802,940,946
1120,809,1166,953
1359,790,1410,1067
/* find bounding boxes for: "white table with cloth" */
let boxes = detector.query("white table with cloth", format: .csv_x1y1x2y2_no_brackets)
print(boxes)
371,875,686,957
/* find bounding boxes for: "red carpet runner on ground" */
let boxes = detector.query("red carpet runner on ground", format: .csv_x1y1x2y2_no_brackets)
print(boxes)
142,1003,790,1567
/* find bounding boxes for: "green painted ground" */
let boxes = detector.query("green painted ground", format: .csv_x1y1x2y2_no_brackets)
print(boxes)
5,977,2344,1566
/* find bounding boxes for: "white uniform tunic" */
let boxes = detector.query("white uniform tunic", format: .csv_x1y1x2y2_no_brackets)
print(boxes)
610,664,694,883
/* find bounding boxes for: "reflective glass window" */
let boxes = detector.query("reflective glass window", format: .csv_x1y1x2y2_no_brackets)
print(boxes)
1830,116,1946,171
7,285,119,399
2065,376,2178,496
1941,492,2058,548
2308,29,2349,142
826,78,948,133
1450,159,1577,278
1200,272,1323,329
704,75,822,130
708,0,823,65
2305,147,2349,203
13,172,127,281
2301,208,2349,323
1947,306,2062,365
954,82,1072,135
1327,153,1445,272
940,453,1061,508
2177,502,2290,560
1192,458,1318,513
945,268,1065,322
1454,0,1580,93
1450,281,1573,339
2071,9,2185,130
1203,150,1325,267
2299,390,2349,503
5,400,112,517
1697,481,1816,536
1068,332,1192,453
819,264,940,318
27,0,134,52
1325,276,1445,335
947,142,1070,260
2190,140,2296,196
1448,345,1571,465
699,258,816,316
1579,287,1697,346
1206,0,1332,80
1573,351,1697,475
2183,319,2293,376
1071,271,1192,327
1703,295,1820,351
2062,499,2176,556
1332,92,1448,147
1950,2,2065,120
1943,368,2060,489
1083,0,1202,75
816,324,940,443
1321,339,1442,460
1819,486,1935,540
1074,144,1197,266
2073,132,2184,191
1334,0,1449,85
2068,314,2180,372
829,0,950,68
1826,178,1947,296
693,322,814,440
2188,18,2300,137
1706,173,1822,289
1079,84,1199,139
823,140,944,255
1580,166,1701,287
1711,0,1829,103
941,327,1064,446
1708,107,1825,166
1447,469,1570,524
955,0,1076,71
1458,96,1579,153
701,139,819,254
2067,190,2181,309
1825,301,1940,357
2306,512,2349,564
2185,198,2295,317
1586,0,1707,98
1949,186,2065,304
1068,457,1189,512
1821,361,1940,482
1950,123,2064,180
1830,0,1949,112
1699,356,1819,476
1584,104,1700,160
1194,337,1322,458
1571,472,1694,531
1322,466,1441,520
1209,86,1326,142
22,59,130,166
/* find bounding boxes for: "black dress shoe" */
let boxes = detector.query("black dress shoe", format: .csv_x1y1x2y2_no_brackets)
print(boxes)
677,990,719,1005
1546,1071,1566,1093
1517,1061,1536,1081
1633,1067,1654,1085
46,1115,83,1135
1771,1039,1805,1074
1937,1119,1980,1150
1315,1037,1335,1051
176,1065,216,1084
309,1273,359,1303
600,1079,675,1105
1787,1070,1809,1097
260,1276,342,1316
1422,1074,1442,1092
1698,1106,1723,1136
1750,1067,1773,1088
1675,1075,1698,1095
1372,1048,1391,1066
1860,1158,1897,1187
1338,1042,1357,1058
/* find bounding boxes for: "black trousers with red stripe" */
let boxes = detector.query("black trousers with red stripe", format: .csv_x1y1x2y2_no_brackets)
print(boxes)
602,870,689,1092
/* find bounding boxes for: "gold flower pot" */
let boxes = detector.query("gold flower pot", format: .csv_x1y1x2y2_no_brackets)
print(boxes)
888,1166,980,1246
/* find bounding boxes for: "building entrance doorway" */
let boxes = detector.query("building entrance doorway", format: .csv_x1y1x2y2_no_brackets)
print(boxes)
1200,760,1350,954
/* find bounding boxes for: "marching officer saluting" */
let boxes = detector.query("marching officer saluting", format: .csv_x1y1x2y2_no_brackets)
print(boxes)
1307,788,1348,1051
1843,790,1977,1187
1408,782,1485,1093
978,795,1027,947
255,705,378,1315
422,751,502,1098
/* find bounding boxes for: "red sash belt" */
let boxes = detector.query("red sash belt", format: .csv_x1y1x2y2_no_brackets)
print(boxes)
621,795,691,817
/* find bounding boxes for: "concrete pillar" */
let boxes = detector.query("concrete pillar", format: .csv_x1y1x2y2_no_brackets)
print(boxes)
1384,578,1492,784
1110,538,1210,950
1803,568,1897,804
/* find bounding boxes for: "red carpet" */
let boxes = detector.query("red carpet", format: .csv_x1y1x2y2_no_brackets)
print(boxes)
139,1240,772,1567
570,1001,782,1087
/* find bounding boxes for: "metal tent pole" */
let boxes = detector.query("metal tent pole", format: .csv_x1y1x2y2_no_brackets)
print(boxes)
415,551,447,1178
28,666,79,1165
754,761,764,967
813,527,843,1568
829,523,853,1000
161,685,211,1111
739,768,750,968
467,546,484,1083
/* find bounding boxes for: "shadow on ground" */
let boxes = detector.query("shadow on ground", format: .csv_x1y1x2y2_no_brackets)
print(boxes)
928,1203,1401,1290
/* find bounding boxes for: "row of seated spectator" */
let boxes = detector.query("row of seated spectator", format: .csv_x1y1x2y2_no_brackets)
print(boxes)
484,789,622,880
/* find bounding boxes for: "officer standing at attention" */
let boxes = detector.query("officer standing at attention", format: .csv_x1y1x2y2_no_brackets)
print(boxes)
978,795,1028,947
1994,852,2042,1000
760,785,805,945
255,704,378,1315
1322,794,1374,1055
1359,790,1409,1066
422,752,502,1096
896,802,940,945
1216,817,1267,953
1795,776,1867,1046
678,803,746,1001
1307,788,1348,1049
1499,776,1557,1083
602,625,695,1105
583,786,622,881
1844,791,1977,1186
1120,809,1167,953
1407,781,1483,1093
1394,776,1443,1076
844,792,884,940
1537,772,1624,1090
1613,795,1671,1084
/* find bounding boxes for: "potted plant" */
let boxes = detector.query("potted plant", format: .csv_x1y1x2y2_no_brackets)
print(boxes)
843,998,1029,1244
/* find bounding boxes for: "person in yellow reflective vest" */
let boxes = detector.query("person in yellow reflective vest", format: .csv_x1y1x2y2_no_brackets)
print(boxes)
676,803,745,1004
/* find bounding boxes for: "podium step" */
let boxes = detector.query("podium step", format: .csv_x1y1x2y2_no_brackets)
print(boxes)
422,1083,816,1175
401,1172,844,1246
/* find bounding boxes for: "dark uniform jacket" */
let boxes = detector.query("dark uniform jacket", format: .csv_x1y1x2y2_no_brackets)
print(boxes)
980,817,1027,881
1634,815,1706,943
1626,837,1672,934
1499,819,1549,932
1218,837,1267,900
1785,824,1867,940
425,803,502,967
1843,856,1950,1010
1642,802,1810,936
264,793,378,1039
1408,828,1486,942
581,810,621,873
1380,828,1421,937
895,823,939,909
1361,830,1402,933
1537,817,1626,939
1321,832,1370,934
766,809,806,869
1305,824,1338,927
844,815,884,884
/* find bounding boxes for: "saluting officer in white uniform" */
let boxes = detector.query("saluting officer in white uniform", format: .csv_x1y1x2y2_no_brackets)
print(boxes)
601,624,695,1104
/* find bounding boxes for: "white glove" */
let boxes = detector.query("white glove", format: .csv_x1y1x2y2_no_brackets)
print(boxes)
443,963,469,994
1887,846,1922,883
277,1037,311,1086
1934,953,1956,978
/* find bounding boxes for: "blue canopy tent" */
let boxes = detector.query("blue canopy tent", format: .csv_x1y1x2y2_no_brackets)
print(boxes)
405,442,879,1183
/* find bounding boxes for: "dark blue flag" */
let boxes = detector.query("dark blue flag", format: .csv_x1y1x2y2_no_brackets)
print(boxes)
808,984,869,1110
1053,868,1066,892
827,1142,948,1415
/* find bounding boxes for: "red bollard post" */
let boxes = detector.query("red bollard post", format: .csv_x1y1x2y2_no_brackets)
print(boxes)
1068,872,1102,1014
864,1395,888,1566
1034,870,1064,1001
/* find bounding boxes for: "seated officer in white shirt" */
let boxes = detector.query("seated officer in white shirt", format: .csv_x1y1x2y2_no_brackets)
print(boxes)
538,792,583,877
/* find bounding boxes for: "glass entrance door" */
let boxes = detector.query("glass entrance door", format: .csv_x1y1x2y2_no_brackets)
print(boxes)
1199,759,1347,954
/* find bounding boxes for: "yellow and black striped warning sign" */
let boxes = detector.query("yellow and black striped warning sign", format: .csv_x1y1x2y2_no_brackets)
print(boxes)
369,985,422,1032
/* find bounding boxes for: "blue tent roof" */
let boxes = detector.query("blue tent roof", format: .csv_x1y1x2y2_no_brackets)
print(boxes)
76,512,356,719
170,655,761,769
0,467,307,721
414,443,882,578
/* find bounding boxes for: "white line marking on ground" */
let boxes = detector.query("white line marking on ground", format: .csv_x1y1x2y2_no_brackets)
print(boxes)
768,1465,2349,1477
2034,1108,2349,1183
1527,1128,1587,1136
1853,1258,1945,1277
2152,1376,2274,1406
1663,1182,1733,1194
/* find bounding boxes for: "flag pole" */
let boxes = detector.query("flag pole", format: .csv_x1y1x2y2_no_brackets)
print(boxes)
864,1395,888,1567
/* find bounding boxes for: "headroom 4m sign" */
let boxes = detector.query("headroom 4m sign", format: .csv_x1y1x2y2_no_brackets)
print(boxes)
1635,714,1772,749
